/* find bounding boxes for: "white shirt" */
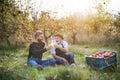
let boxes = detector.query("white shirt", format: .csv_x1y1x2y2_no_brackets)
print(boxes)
50,40,68,54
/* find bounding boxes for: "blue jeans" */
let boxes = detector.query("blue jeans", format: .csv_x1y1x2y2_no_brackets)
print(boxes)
27,57,56,68
55,53,75,65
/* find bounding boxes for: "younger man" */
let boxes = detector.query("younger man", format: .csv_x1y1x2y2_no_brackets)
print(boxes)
27,31,56,70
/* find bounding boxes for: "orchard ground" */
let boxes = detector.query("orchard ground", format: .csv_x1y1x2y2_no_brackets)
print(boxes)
0,44,120,80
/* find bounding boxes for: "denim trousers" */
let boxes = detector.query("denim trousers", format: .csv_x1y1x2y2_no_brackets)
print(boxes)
55,52,75,65
27,57,56,68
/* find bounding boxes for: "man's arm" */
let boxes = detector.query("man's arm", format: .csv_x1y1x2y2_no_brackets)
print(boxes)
29,43,52,55
50,48,68,64
54,41,68,53
29,44,47,55
54,45,68,53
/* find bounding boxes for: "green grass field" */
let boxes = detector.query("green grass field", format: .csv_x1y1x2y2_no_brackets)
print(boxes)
0,44,120,80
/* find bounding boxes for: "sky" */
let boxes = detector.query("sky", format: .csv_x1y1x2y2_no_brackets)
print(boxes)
20,0,120,18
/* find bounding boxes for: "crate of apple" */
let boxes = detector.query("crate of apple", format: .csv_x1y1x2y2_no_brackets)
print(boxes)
92,51,114,58
86,51,117,69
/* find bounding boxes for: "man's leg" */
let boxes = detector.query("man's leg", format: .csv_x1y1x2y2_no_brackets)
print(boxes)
69,53,75,64
64,53,75,64
55,58,65,65
38,58,56,67
27,58,39,68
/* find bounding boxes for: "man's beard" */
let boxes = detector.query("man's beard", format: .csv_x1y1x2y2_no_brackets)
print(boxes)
37,38,43,43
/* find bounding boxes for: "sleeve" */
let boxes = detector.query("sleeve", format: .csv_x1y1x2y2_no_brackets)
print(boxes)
29,43,47,55
62,41,68,49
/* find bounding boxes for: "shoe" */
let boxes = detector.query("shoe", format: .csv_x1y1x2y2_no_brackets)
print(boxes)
70,63,76,67
37,64,43,70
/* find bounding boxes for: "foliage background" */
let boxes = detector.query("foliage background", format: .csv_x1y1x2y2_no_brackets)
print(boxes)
0,0,120,80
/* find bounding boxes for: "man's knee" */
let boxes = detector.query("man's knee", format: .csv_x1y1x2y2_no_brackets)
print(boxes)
28,60,38,68
69,53,74,58
49,58,56,63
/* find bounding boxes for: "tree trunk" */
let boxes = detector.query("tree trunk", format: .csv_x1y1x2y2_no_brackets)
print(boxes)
72,33,76,44
6,38,10,46
43,26,48,45
72,36,76,44
43,26,53,45
44,36,48,45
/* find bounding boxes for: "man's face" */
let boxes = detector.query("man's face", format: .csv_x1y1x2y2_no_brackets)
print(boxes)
54,36,62,43
37,34,44,42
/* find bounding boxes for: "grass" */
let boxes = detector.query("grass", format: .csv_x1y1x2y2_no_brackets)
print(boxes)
0,44,120,80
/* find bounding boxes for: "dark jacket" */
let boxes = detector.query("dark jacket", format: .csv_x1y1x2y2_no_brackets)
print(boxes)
28,42,47,59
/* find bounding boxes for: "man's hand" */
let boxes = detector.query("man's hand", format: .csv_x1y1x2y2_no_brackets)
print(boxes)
53,54,69,64
46,45,53,50
62,58,68,64
54,44,60,48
